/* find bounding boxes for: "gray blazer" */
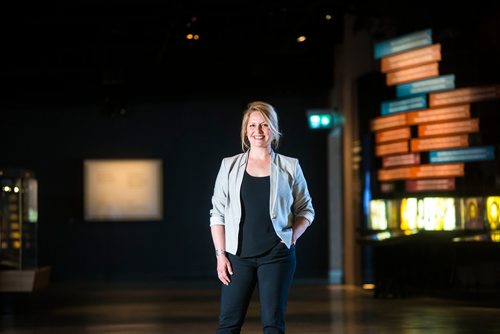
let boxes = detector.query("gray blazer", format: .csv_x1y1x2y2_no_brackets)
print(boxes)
210,150,315,254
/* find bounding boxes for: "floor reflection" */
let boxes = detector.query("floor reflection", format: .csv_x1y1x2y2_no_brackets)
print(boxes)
1,281,500,333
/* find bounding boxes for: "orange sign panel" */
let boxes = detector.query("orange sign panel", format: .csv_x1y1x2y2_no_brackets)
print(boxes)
411,163,464,179
382,153,420,168
429,85,500,107
378,163,464,181
386,63,439,86
375,127,411,143
406,178,455,192
411,135,469,152
418,119,479,137
381,44,441,73
375,141,409,156
407,104,470,125
371,113,408,132
378,167,412,181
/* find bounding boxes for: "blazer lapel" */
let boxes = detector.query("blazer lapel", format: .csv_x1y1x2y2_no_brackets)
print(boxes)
270,151,278,219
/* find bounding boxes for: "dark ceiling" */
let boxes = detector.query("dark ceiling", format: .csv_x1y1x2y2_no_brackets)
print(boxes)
3,1,347,105
3,0,499,106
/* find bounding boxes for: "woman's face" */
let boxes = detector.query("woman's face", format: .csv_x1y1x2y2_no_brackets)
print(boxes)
246,111,272,149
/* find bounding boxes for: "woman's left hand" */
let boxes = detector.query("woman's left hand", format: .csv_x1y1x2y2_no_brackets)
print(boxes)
292,217,310,245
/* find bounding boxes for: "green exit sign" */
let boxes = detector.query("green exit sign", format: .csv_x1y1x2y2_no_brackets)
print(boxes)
308,114,332,129
307,109,344,130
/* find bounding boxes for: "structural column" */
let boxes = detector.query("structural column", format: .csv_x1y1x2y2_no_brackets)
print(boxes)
330,13,376,285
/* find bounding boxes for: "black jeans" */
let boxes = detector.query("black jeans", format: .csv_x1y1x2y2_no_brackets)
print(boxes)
216,242,296,334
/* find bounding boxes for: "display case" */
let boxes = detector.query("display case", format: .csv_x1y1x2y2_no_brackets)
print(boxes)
0,168,49,292
361,28,500,297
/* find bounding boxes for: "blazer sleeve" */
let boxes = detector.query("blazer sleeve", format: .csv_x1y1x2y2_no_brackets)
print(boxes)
292,160,315,225
209,159,228,226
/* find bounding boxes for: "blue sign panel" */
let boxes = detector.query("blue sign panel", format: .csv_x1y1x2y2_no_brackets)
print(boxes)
429,146,496,163
396,75,455,97
374,29,432,59
381,94,427,115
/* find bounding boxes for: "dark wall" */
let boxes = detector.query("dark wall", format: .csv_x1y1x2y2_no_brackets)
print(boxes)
2,94,329,282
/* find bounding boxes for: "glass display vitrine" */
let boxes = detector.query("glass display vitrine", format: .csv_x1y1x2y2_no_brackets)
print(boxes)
0,169,38,270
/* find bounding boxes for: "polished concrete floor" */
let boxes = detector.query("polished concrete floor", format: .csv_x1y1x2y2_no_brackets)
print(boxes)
1,280,500,333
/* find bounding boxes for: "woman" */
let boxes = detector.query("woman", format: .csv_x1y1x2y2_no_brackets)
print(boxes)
209,101,315,334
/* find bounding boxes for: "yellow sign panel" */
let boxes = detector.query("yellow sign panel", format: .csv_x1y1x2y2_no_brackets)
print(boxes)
369,200,388,230
486,197,500,230
400,197,456,231
400,198,418,231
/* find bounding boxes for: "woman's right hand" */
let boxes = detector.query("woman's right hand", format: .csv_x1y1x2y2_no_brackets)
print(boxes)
216,254,233,285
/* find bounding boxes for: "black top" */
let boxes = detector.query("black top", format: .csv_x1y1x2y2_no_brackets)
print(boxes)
238,171,280,257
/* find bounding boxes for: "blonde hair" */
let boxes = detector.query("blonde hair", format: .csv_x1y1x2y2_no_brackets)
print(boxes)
240,101,282,152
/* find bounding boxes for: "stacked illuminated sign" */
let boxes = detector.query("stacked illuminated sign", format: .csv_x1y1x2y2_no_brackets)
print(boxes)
366,29,500,237
371,29,499,194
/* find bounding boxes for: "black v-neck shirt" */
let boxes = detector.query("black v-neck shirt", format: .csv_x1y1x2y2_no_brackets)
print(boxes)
238,171,280,257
